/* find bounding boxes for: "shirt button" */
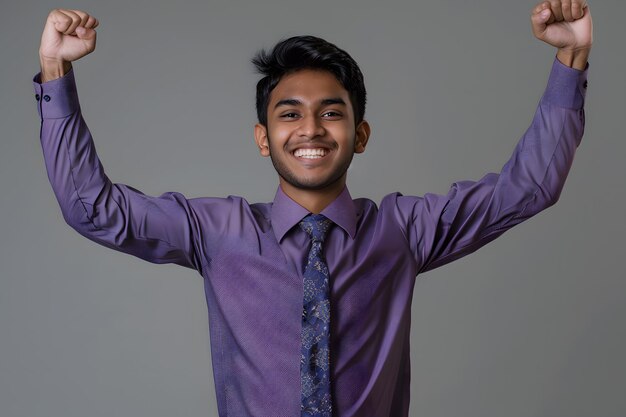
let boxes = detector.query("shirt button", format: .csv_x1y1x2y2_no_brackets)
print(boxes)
43,95,51,102
35,94,40,101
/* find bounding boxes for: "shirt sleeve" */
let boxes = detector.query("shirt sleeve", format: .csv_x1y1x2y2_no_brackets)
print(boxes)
392,56,588,274
32,67,203,272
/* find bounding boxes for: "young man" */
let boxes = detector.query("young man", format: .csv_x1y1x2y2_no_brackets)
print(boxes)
34,2,592,416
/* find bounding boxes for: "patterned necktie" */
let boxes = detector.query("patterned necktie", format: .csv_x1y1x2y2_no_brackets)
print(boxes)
299,213,334,417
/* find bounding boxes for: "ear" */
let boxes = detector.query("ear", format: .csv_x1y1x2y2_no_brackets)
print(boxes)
354,120,371,154
254,123,271,157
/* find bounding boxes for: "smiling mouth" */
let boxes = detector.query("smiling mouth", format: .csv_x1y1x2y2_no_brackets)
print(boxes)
292,148,330,159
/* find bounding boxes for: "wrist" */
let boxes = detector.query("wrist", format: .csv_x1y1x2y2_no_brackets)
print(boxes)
556,47,591,71
39,56,72,83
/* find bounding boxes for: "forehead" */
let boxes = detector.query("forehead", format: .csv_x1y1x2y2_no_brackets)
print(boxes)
269,69,350,105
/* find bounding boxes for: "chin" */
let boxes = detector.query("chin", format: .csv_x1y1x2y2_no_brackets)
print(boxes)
281,172,347,191
270,150,352,192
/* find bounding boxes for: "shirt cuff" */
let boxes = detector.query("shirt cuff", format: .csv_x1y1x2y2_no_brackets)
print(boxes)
32,66,80,119
541,55,589,110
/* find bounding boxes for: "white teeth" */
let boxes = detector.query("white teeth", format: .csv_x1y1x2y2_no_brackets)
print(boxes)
294,148,328,158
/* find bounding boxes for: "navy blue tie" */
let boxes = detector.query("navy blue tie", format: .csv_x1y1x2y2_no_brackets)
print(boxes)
299,213,333,417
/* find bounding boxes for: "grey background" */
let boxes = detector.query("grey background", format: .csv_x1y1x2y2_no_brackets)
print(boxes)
1,0,625,416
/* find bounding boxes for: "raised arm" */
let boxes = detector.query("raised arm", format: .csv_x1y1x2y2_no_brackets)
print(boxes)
393,1,592,273
34,9,203,271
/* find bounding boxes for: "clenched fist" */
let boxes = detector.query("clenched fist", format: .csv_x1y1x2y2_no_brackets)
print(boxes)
38,9,99,82
531,1,592,70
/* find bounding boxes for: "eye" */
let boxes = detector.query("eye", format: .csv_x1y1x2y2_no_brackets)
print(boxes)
280,112,300,119
322,111,342,119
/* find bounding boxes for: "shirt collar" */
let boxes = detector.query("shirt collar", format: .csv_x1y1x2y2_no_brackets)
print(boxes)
271,185,357,243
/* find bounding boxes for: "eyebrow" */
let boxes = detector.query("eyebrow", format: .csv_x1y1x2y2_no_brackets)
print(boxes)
273,97,346,109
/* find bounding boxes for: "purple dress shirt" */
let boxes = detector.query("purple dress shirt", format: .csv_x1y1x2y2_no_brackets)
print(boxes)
32,56,588,417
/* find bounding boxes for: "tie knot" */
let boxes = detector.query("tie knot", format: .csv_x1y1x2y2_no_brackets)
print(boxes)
299,213,333,242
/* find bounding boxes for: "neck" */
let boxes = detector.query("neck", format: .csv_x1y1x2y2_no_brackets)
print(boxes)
279,176,346,214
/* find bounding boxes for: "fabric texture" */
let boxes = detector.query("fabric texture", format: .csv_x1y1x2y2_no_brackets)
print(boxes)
299,214,334,416
32,56,588,417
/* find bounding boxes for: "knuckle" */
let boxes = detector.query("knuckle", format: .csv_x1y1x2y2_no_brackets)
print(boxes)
51,8,64,21
73,10,89,23
64,10,78,20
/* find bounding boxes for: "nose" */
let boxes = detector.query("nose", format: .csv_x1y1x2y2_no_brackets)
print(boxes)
297,115,325,139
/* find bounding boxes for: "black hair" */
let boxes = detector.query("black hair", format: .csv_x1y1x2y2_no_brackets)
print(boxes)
252,35,366,127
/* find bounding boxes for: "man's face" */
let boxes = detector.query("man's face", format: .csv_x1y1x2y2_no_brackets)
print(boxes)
254,69,369,193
